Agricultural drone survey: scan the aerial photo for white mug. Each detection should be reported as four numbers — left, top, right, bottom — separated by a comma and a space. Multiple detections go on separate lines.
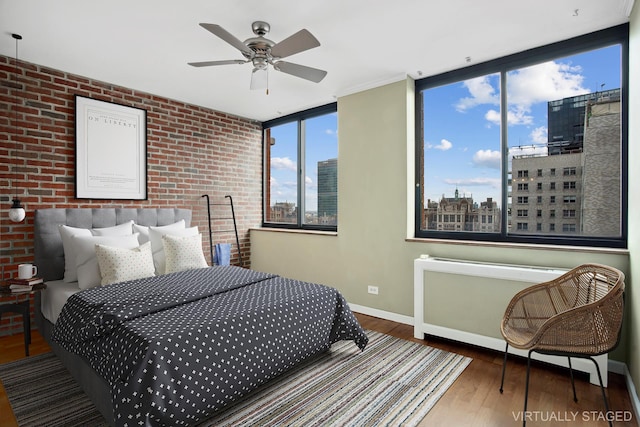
18, 264, 37, 280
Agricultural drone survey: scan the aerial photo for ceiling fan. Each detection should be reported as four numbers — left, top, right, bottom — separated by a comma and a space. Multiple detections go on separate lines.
189, 21, 327, 91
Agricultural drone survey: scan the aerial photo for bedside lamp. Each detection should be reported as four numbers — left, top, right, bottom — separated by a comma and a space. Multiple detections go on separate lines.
8, 33, 25, 223
9, 199, 25, 223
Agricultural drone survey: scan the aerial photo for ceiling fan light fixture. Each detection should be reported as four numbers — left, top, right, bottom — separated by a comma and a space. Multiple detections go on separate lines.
189, 21, 327, 88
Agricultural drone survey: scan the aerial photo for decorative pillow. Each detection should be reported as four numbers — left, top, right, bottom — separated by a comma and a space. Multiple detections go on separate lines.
133, 219, 185, 245
59, 221, 134, 283
148, 226, 198, 275
71, 234, 140, 289
163, 233, 208, 274
95, 242, 155, 286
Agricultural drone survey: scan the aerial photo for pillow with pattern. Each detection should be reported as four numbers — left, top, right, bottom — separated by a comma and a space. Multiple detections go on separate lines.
163, 233, 208, 274
95, 242, 156, 286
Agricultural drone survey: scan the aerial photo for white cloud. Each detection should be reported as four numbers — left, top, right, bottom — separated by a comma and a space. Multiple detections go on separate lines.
271, 157, 297, 171
507, 61, 588, 107
444, 177, 501, 188
530, 126, 548, 144
473, 149, 501, 169
456, 76, 499, 112
427, 138, 453, 151
456, 60, 589, 130
485, 108, 533, 126
325, 129, 338, 136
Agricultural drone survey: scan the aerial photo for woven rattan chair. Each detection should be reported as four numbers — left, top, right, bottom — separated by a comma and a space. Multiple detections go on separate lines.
499, 263, 625, 427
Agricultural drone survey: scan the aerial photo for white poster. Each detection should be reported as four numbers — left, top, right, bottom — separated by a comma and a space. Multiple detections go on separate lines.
75, 96, 147, 199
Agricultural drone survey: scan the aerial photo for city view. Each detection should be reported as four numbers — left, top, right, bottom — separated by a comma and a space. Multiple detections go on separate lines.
420, 44, 622, 237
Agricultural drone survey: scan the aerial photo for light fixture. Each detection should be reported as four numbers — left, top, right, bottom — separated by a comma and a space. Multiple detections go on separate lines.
9, 33, 25, 223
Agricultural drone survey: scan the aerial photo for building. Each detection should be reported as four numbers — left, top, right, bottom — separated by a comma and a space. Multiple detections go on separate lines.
547, 88, 620, 155
317, 158, 338, 225
424, 189, 501, 232
511, 92, 621, 236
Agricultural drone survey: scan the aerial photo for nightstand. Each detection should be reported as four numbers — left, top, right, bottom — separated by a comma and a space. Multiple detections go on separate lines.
0, 283, 46, 356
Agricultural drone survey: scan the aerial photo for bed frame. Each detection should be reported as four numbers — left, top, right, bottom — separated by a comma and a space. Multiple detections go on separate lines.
33, 208, 192, 425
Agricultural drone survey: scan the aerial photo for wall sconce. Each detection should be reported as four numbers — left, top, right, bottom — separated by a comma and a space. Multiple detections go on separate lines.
9, 33, 25, 223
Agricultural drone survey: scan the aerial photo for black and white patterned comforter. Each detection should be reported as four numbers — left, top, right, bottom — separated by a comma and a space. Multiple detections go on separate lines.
52, 266, 368, 427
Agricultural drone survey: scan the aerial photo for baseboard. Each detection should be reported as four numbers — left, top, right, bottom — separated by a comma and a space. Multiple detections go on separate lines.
621, 363, 640, 423
348, 304, 413, 326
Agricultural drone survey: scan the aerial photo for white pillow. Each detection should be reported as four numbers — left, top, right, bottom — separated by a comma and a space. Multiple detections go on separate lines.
72, 234, 140, 289
95, 242, 155, 286
163, 233, 208, 274
59, 221, 133, 282
148, 226, 198, 274
91, 220, 134, 236
133, 219, 185, 244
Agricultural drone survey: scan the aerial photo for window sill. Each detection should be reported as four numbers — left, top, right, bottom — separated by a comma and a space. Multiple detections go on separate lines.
405, 237, 629, 256
251, 227, 337, 237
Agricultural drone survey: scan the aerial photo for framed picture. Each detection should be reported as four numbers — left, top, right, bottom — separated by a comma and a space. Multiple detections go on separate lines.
75, 95, 147, 200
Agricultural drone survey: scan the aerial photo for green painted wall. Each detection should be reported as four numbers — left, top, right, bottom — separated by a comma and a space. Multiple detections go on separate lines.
252, 14, 638, 398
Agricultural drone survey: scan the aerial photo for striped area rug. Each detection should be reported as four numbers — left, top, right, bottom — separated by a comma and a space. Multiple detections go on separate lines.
202, 330, 471, 426
0, 331, 470, 427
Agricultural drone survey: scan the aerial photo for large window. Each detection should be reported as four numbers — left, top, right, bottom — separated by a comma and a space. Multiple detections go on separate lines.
416, 25, 628, 248
263, 103, 338, 230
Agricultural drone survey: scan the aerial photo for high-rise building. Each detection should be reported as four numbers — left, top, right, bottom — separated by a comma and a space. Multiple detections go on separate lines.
317, 158, 338, 223
547, 88, 620, 155
511, 91, 621, 236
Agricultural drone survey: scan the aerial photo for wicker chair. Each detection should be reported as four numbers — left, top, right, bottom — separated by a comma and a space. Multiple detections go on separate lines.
499, 263, 625, 427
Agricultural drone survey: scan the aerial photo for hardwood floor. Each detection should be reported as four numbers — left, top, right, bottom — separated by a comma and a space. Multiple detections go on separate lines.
355, 313, 638, 427
0, 316, 637, 426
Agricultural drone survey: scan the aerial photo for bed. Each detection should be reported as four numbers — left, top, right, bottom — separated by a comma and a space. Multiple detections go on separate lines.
33, 208, 368, 427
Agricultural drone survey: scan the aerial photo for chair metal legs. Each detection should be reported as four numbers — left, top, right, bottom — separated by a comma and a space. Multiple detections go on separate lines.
499, 342, 509, 394
500, 347, 613, 427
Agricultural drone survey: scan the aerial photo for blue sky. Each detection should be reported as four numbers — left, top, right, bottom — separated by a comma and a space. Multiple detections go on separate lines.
267, 44, 621, 213
423, 44, 621, 207
268, 112, 338, 212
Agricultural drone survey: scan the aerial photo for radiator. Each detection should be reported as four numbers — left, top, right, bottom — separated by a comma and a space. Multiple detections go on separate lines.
413, 255, 608, 386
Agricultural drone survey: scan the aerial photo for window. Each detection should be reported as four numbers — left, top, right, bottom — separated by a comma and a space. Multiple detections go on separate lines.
517, 196, 528, 204
564, 195, 577, 203
263, 103, 338, 230
537, 196, 543, 203
550, 196, 556, 204
416, 24, 627, 247
563, 209, 577, 218
517, 209, 528, 217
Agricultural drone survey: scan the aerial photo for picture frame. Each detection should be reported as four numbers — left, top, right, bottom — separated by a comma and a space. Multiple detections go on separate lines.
75, 95, 147, 200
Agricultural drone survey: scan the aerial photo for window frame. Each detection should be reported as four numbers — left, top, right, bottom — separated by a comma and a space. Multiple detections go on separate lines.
414, 24, 628, 248
262, 103, 338, 232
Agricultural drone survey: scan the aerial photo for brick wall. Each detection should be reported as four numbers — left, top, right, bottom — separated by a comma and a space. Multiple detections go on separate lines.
0, 55, 263, 336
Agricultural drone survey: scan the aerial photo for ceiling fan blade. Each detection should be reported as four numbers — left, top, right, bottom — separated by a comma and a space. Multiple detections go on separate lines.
188, 59, 247, 67
270, 29, 320, 59
250, 68, 268, 90
199, 23, 252, 56
273, 61, 327, 83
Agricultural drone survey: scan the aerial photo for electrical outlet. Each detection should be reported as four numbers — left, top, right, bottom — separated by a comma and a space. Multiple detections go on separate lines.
367, 285, 379, 295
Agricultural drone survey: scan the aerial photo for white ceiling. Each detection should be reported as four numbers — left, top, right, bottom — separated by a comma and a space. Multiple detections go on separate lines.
0, 0, 634, 122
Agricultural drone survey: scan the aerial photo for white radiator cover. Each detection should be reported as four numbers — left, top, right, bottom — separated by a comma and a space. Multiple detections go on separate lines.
413, 255, 608, 386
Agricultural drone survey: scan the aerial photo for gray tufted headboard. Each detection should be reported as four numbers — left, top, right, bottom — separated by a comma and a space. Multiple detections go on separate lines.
34, 208, 192, 281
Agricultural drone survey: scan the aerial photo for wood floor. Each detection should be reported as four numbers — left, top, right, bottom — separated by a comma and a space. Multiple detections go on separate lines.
0, 314, 637, 426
